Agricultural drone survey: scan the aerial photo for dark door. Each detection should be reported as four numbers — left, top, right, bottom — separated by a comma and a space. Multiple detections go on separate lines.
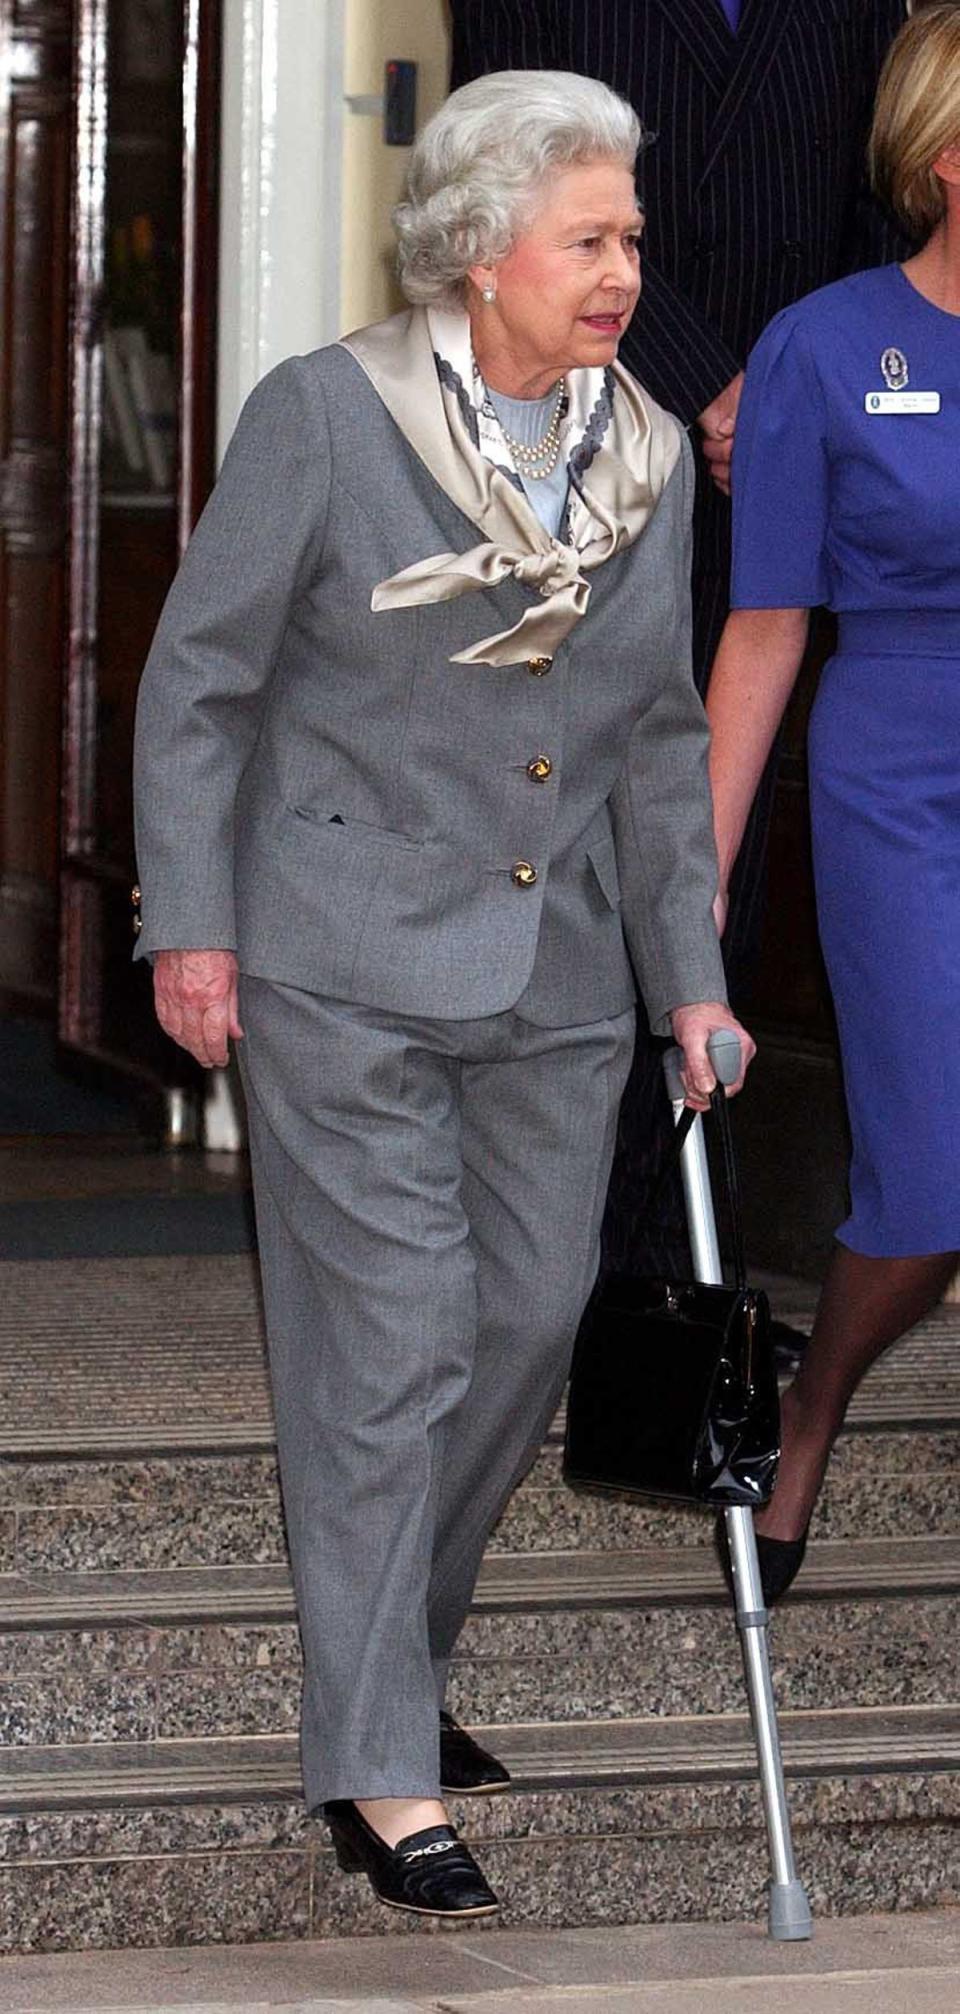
0, 1, 73, 1008
59, 0, 219, 1083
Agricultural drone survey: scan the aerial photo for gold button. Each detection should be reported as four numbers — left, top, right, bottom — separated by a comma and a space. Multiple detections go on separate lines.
511, 859, 538, 888
527, 655, 552, 676
526, 755, 552, 782
131, 884, 141, 905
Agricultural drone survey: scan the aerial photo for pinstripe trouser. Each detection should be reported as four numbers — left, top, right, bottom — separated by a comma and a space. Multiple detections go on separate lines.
238, 975, 634, 1810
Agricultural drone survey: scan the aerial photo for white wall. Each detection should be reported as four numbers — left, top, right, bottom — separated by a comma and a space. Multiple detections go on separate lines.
341, 0, 450, 333
217, 0, 451, 457
217, 0, 346, 456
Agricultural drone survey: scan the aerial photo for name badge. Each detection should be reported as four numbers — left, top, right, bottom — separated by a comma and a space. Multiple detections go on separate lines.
865, 391, 941, 414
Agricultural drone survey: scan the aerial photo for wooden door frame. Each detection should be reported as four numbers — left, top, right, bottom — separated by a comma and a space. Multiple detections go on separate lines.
59, 0, 221, 1069
0, 0, 74, 1010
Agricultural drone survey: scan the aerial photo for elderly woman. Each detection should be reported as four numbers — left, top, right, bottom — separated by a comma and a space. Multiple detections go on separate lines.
707, 4, 960, 1607
134, 71, 751, 1919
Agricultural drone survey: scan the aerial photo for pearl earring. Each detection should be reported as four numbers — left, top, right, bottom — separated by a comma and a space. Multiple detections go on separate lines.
482, 285, 496, 304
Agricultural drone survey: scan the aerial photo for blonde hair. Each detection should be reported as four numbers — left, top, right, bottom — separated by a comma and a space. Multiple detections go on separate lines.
870, 4, 960, 239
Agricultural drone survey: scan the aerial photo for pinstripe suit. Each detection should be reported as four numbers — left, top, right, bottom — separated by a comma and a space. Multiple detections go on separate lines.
452, 0, 907, 1272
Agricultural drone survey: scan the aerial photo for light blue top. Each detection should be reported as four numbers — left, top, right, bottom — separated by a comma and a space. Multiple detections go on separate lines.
487, 384, 569, 538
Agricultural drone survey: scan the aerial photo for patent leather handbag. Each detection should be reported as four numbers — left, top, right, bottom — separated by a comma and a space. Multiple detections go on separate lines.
564, 1088, 780, 1510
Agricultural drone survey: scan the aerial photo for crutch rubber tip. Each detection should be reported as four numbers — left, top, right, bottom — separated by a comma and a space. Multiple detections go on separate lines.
768, 1878, 813, 1941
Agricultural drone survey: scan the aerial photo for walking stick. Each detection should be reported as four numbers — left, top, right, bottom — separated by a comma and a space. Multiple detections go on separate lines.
663, 1028, 813, 1942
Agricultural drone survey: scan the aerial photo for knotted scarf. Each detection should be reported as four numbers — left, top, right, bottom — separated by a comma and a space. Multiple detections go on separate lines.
339, 305, 680, 668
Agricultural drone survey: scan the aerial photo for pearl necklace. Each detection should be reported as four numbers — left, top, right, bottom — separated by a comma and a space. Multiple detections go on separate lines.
481, 376, 567, 480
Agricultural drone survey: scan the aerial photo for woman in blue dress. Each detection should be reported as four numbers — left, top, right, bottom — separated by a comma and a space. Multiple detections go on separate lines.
707, 4, 960, 1603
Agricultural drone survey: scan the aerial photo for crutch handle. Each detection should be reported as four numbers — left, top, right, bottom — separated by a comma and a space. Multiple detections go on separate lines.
707, 1026, 743, 1085
662, 1026, 742, 1102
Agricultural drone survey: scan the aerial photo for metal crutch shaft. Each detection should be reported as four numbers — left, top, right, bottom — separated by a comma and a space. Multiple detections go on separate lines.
664, 1030, 812, 1941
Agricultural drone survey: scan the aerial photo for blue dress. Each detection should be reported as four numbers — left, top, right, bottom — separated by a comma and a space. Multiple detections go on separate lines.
732, 265, 960, 1258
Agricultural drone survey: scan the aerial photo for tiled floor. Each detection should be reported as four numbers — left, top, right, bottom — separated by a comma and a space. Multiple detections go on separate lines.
1, 1912, 960, 2011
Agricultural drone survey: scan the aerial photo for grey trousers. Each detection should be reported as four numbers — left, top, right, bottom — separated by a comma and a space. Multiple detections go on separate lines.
238, 975, 634, 1811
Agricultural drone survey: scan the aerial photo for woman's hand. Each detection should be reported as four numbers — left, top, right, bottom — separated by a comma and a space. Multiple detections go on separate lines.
670, 1000, 756, 1110
154, 949, 243, 1069
697, 371, 744, 497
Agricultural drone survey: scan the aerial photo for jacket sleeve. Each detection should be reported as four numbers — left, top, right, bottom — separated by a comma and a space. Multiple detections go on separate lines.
132, 356, 332, 958
618, 265, 743, 426
611, 430, 727, 1033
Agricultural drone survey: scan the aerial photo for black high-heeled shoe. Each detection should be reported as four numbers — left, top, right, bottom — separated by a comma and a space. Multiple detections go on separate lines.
714, 1514, 810, 1607
754, 1528, 809, 1605
322, 1799, 500, 1918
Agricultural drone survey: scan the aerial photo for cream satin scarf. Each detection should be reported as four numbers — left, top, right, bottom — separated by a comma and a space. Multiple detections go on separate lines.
339, 304, 681, 668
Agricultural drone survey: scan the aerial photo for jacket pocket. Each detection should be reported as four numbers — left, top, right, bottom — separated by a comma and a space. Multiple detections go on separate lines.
289, 806, 422, 852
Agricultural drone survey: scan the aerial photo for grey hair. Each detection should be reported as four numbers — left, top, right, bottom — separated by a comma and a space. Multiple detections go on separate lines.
394, 70, 644, 308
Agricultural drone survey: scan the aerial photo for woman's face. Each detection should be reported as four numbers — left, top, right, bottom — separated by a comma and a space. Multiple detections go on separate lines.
469, 159, 643, 396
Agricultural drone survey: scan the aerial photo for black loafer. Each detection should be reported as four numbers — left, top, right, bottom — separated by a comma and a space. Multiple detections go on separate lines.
323, 1800, 499, 1918
440, 1709, 512, 1795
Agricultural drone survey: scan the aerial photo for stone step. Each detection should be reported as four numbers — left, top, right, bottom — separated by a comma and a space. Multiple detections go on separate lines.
3, 1256, 960, 1459
4, 1545, 960, 1748
451, 1589, 960, 1729
3, 1598, 958, 1748
4, 1256, 959, 1953
2, 1711, 958, 1949
4, 1533, 960, 1631
4, 1425, 958, 1576
6, 1705, 960, 1808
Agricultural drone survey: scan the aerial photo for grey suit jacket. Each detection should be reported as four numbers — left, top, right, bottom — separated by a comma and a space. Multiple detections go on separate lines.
133, 342, 726, 1032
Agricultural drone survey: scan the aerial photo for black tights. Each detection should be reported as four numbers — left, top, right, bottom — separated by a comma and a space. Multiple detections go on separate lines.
756, 1245, 958, 1542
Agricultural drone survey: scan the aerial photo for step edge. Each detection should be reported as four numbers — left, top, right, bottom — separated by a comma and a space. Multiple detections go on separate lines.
4, 1708, 960, 1813
4, 1539, 960, 1630
5, 1399, 960, 1461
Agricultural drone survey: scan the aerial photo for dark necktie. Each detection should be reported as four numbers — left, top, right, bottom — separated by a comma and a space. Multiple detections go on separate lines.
717, 0, 742, 29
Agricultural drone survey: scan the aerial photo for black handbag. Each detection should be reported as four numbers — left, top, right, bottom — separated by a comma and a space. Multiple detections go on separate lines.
564, 1086, 780, 1510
